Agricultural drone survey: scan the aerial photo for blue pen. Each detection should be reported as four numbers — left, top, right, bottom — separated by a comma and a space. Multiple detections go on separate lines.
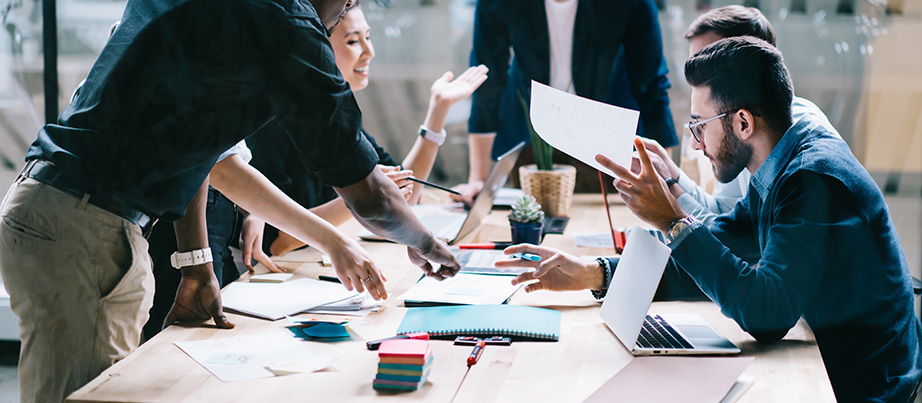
511, 253, 542, 262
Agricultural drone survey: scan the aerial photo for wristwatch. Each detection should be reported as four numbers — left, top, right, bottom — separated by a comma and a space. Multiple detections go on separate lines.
664, 177, 679, 188
170, 247, 213, 269
667, 215, 697, 243
418, 125, 446, 146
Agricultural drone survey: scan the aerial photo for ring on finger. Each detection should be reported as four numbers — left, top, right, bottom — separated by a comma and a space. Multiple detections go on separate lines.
361, 276, 374, 284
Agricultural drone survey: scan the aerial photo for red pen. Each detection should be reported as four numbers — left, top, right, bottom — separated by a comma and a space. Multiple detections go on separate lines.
467, 340, 486, 367
366, 332, 429, 350
458, 243, 513, 250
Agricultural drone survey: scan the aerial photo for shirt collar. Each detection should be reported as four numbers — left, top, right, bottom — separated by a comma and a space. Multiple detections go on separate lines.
749, 118, 810, 200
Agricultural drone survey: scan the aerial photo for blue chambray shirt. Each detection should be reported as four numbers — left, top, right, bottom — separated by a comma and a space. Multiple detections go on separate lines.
670, 116, 922, 402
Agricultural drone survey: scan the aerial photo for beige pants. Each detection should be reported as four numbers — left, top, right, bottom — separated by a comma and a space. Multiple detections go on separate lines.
0, 178, 154, 402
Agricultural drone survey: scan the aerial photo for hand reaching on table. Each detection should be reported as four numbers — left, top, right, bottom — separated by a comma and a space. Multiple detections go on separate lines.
239, 214, 285, 273
164, 266, 235, 330
502, 244, 605, 293
325, 235, 389, 300
406, 237, 461, 281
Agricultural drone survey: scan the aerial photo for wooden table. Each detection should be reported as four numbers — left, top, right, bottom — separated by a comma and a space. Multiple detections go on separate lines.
68, 194, 835, 402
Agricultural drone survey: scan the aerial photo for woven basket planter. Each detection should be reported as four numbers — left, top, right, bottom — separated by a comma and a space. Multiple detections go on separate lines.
518, 164, 577, 218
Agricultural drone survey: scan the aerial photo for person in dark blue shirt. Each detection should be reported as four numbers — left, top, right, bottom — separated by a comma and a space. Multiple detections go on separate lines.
453, 0, 679, 202
0, 0, 460, 400
500, 36, 921, 402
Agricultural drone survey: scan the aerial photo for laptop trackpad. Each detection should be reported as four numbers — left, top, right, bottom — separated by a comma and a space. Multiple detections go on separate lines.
681, 324, 721, 339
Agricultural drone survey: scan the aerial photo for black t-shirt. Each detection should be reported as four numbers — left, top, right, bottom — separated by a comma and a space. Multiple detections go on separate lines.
248, 119, 396, 211
26, 0, 378, 220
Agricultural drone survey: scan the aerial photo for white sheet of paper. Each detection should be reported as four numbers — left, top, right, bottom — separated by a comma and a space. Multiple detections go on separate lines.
175, 332, 337, 382
221, 278, 358, 320
529, 81, 639, 178
573, 231, 615, 248
399, 273, 522, 305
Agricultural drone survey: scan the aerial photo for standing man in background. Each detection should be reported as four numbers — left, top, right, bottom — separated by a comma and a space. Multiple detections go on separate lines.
454, 0, 678, 202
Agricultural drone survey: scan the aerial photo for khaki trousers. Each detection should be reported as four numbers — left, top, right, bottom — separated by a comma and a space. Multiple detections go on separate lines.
0, 178, 154, 402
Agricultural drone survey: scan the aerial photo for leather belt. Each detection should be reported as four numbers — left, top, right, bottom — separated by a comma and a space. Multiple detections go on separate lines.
19, 160, 159, 237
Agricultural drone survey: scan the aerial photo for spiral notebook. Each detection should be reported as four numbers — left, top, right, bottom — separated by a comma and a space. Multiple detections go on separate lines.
396, 305, 560, 341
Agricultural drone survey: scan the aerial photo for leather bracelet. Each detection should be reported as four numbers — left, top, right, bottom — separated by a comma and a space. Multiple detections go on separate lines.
591, 257, 612, 300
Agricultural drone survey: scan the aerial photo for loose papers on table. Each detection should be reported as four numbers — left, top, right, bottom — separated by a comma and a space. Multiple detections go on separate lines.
221, 278, 360, 320
175, 332, 337, 382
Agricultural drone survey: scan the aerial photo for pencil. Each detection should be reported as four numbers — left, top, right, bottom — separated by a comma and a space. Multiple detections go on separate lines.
406, 176, 462, 196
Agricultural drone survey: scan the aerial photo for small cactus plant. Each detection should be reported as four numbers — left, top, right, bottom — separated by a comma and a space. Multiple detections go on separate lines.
509, 195, 545, 224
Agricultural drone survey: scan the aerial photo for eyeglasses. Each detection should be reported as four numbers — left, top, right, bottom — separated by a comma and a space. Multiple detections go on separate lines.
686, 113, 727, 143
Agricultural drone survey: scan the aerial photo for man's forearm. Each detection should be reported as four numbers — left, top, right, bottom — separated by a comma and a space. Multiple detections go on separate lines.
173, 180, 211, 256
210, 155, 352, 255
335, 168, 436, 251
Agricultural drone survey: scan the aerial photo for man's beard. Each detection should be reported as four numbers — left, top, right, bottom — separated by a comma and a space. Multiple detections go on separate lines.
707, 121, 752, 183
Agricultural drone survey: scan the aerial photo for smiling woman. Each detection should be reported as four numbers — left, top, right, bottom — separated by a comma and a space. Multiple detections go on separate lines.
244, 4, 488, 258
329, 6, 374, 90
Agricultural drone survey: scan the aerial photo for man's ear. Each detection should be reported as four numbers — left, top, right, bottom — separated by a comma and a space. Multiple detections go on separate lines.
735, 109, 756, 141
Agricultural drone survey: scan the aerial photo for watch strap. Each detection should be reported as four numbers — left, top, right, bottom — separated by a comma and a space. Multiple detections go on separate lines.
664, 177, 679, 188
170, 247, 213, 269
666, 215, 697, 245
418, 125, 446, 146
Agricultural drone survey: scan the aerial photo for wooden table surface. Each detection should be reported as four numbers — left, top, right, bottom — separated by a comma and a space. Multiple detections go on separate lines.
68, 194, 835, 402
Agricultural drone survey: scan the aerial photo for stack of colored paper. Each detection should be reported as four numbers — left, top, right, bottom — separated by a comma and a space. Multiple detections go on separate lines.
373, 339, 432, 391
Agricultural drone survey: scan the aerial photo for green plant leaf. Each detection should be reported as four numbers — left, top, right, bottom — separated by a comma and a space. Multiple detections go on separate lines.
518, 91, 553, 171
509, 195, 545, 223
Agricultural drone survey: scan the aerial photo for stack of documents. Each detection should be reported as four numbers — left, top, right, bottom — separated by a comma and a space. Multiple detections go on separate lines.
303, 293, 381, 316
373, 339, 433, 391
221, 278, 359, 320
399, 273, 522, 306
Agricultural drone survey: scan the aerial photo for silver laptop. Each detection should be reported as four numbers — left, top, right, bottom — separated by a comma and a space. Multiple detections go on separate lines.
359, 142, 525, 245
600, 225, 740, 355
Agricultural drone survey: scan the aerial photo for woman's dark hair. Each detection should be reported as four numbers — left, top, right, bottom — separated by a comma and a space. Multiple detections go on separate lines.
685, 36, 793, 136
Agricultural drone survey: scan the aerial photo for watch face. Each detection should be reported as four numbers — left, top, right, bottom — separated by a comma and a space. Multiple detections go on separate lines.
669, 221, 688, 239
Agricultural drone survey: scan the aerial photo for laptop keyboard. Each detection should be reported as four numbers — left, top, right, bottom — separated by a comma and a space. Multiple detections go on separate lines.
636, 314, 694, 350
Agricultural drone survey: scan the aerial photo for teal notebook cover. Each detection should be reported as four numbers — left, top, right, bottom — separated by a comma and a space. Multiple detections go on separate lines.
396, 305, 560, 341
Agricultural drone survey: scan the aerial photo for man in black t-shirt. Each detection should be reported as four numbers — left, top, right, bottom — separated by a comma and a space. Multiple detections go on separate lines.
0, 1, 459, 400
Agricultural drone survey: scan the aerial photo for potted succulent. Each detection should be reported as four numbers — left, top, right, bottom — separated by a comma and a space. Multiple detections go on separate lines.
517, 92, 576, 217
508, 195, 545, 245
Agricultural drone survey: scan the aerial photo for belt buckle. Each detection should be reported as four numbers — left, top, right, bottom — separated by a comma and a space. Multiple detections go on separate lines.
140, 217, 159, 239
16, 160, 38, 184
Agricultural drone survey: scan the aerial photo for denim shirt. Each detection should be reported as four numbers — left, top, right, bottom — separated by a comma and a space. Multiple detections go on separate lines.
670, 117, 922, 402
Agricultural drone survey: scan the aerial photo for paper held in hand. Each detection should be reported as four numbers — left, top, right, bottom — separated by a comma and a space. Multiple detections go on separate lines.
528, 81, 639, 179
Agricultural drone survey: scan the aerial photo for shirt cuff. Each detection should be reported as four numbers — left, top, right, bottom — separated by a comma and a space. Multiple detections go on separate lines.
667, 219, 704, 250
677, 171, 698, 194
